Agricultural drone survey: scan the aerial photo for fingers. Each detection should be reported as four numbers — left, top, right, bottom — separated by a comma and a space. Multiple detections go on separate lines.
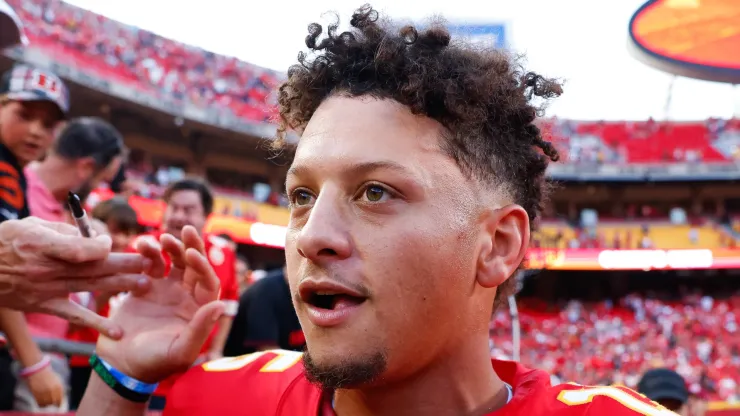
161, 234, 186, 281
44, 274, 151, 297
62, 253, 152, 279
21, 230, 114, 264
32, 383, 54, 407
51, 376, 64, 407
25, 217, 79, 236
182, 226, 206, 255
38, 298, 123, 339
170, 300, 225, 363
181, 226, 209, 296
89, 219, 109, 237
185, 248, 220, 305
33, 369, 64, 407
135, 238, 166, 278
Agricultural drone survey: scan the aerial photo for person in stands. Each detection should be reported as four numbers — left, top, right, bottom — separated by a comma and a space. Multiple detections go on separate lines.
0, 65, 150, 328
637, 368, 689, 415
2, 115, 125, 413
26, 117, 126, 222
0, 65, 143, 412
0, 63, 70, 412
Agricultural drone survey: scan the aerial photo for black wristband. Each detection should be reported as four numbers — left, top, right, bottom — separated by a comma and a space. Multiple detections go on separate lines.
89, 354, 153, 403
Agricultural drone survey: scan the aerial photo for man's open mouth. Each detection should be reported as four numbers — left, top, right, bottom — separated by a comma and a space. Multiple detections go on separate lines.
305, 291, 366, 310
299, 280, 368, 311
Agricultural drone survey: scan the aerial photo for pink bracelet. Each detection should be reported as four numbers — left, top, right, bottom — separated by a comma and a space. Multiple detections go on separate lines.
19, 355, 51, 378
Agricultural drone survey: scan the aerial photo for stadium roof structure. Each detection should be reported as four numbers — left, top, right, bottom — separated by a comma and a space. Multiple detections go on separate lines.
627, 0, 740, 84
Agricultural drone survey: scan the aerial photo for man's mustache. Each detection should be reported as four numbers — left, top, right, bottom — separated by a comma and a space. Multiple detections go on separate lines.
293, 266, 371, 299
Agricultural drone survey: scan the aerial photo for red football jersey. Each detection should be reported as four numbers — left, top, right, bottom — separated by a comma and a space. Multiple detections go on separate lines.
129, 231, 240, 396
165, 350, 677, 416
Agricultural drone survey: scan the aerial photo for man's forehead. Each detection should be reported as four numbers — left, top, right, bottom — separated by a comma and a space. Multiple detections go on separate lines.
169, 190, 200, 204
290, 96, 448, 177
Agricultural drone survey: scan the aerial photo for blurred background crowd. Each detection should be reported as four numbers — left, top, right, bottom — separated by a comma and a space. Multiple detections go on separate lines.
0, 0, 739, 415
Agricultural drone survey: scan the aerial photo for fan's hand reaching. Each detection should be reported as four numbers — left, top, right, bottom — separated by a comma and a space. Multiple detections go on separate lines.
95, 226, 226, 383
0, 216, 151, 338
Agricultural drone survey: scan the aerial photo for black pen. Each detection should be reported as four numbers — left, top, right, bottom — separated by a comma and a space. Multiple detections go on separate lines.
67, 191, 93, 238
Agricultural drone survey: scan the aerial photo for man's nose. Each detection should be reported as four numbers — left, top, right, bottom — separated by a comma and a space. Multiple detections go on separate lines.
170, 210, 188, 221
295, 192, 352, 264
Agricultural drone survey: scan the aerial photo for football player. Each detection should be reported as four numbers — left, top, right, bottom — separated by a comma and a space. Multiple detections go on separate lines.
78, 5, 678, 416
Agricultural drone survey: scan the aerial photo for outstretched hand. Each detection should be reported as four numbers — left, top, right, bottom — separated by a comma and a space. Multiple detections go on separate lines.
95, 226, 226, 383
0, 217, 152, 338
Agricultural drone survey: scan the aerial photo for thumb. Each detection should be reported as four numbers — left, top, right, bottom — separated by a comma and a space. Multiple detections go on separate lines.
38, 298, 123, 340
170, 301, 225, 362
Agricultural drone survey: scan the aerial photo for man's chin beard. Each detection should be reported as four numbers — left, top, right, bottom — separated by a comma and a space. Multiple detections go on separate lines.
302, 349, 387, 391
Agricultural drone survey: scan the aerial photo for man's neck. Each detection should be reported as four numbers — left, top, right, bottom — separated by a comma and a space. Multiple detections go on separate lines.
333, 337, 506, 416
33, 158, 75, 202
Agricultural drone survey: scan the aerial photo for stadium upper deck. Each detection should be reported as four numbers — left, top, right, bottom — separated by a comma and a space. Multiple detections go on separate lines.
5, 0, 740, 166
6, 0, 281, 123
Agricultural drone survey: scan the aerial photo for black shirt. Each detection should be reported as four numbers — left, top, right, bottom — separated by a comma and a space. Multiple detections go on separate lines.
224, 269, 305, 357
0, 142, 29, 222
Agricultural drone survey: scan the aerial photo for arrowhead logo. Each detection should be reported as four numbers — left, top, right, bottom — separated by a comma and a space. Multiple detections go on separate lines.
628, 0, 740, 83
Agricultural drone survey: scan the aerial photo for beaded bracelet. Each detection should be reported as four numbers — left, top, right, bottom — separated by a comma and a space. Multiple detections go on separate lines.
19, 355, 51, 378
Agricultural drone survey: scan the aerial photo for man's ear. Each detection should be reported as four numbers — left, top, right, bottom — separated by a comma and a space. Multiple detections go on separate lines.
476, 204, 530, 289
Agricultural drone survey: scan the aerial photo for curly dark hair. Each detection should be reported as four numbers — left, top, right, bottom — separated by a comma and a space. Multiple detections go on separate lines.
276, 4, 561, 308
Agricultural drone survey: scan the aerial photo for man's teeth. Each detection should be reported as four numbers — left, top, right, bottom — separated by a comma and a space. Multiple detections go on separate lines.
316, 291, 338, 296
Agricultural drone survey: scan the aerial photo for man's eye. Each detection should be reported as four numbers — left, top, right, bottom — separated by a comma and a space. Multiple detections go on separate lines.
291, 189, 315, 206
362, 185, 389, 203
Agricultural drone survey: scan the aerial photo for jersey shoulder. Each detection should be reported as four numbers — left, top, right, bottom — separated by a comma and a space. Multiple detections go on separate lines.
204, 234, 235, 268
544, 383, 677, 416
205, 234, 230, 248
165, 350, 321, 416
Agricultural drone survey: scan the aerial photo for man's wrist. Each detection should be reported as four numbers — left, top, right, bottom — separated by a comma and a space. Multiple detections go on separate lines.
90, 354, 158, 402
78, 371, 148, 416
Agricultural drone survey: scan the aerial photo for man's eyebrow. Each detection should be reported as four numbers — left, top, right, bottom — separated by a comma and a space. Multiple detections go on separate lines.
286, 160, 413, 180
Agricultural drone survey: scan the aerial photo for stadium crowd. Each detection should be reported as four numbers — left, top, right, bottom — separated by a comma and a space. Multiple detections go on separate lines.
544, 118, 740, 165
6, 0, 281, 123
7, 0, 740, 169
490, 291, 740, 402
2, 1, 740, 415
